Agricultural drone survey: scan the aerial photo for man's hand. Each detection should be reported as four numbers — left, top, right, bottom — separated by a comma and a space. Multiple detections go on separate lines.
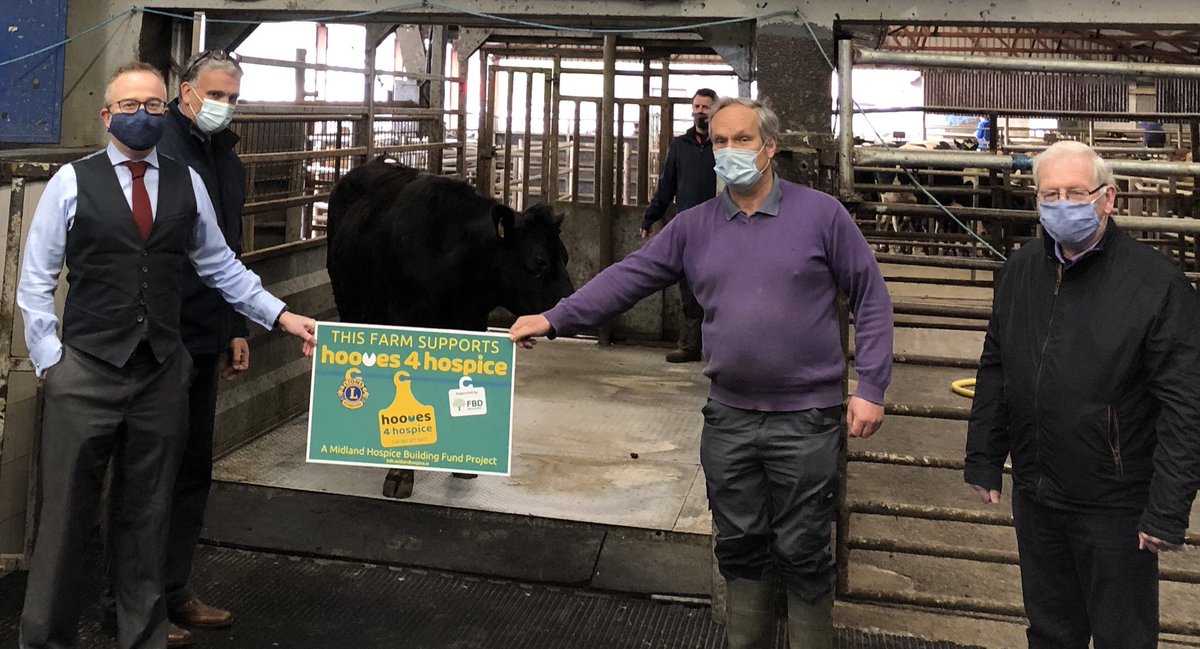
509, 315, 552, 349
220, 337, 250, 381
1139, 532, 1183, 554
846, 395, 884, 438
277, 311, 317, 356
639, 227, 653, 239
970, 484, 1002, 504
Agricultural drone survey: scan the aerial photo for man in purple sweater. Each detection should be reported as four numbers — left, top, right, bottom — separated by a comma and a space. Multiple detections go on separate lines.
510, 97, 893, 648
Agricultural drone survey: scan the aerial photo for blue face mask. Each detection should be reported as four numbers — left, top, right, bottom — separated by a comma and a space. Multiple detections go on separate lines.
714, 145, 766, 190
1038, 196, 1102, 245
108, 109, 166, 151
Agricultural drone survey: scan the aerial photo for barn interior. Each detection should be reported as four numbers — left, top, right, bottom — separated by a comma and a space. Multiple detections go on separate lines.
2, 2, 1200, 647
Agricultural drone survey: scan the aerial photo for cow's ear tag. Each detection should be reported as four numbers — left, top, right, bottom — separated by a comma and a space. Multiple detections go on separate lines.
496, 221, 506, 238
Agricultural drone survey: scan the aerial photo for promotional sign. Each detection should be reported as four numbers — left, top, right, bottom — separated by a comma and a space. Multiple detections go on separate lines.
307, 322, 515, 475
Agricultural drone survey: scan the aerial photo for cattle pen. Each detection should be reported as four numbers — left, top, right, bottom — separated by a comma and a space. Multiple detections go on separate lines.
4, 2, 1200, 647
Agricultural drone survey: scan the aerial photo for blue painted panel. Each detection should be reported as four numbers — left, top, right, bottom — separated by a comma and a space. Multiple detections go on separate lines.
0, 0, 68, 143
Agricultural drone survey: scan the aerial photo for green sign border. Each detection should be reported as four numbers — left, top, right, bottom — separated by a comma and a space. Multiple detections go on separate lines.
306, 321, 515, 475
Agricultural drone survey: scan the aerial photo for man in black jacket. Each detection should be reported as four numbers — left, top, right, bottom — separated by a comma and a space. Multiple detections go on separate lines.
103, 49, 248, 645
965, 140, 1200, 648
640, 88, 717, 362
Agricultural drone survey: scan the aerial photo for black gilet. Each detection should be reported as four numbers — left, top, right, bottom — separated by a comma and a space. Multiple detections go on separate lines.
63, 152, 197, 367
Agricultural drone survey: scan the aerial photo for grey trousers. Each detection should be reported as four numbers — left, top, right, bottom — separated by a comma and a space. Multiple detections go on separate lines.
21, 343, 192, 649
700, 399, 843, 602
102, 351, 221, 616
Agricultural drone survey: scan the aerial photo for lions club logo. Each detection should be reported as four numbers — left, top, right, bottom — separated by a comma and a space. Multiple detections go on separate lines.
337, 368, 369, 409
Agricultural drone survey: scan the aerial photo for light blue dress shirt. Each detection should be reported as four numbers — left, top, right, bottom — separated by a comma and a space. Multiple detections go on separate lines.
17, 143, 286, 376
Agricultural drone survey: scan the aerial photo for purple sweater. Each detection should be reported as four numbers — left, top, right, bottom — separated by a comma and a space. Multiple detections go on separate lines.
546, 177, 893, 412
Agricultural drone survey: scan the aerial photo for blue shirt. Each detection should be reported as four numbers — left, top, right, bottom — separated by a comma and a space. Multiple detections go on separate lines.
17, 143, 286, 376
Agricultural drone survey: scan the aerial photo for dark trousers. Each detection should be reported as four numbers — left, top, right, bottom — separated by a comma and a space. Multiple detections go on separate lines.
1012, 489, 1159, 649
676, 277, 703, 353
21, 344, 191, 649
102, 352, 220, 615
164, 352, 220, 609
700, 399, 843, 602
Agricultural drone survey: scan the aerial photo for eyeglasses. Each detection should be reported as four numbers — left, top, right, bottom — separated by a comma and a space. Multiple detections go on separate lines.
183, 49, 243, 80
1036, 184, 1106, 204
108, 99, 168, 115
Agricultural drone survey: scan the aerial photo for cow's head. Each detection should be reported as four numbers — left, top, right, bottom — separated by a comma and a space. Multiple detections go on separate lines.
490, 202, 574, 316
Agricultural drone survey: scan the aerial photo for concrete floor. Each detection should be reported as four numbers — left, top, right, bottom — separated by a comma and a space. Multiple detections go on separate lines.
214, 266, 1200, 649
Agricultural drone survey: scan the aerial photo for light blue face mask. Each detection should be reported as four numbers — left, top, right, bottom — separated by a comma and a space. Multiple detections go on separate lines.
189, 88, 235, 134
1038, 195, 1102, 245
714, 144, 766, 190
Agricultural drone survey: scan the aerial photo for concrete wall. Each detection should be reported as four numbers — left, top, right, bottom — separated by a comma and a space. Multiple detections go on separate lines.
0, 178, 50, 556
554, 201, 682, 343
211, 239, 337, 456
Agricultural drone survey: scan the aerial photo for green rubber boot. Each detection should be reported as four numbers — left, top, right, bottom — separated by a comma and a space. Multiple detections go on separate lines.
785, 590, 833, 649
724, 578, 776, 649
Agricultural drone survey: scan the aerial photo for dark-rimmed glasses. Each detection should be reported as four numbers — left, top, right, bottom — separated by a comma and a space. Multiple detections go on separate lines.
107, 99, 168, 115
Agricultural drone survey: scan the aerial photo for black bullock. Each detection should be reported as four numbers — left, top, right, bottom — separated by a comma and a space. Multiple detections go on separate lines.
327, 156, 574, 331
326, 156, 574, 497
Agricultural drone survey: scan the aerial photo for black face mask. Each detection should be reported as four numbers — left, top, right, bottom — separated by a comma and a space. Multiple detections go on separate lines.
695, 116, 709, 131
108, 109, 166, 151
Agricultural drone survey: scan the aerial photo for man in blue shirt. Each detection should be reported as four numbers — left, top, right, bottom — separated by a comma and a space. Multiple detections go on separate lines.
16, 62, 316, 649
974, 115, 991, 149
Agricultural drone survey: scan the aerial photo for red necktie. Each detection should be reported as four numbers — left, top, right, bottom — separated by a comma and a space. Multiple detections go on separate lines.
123, 160, 153, 240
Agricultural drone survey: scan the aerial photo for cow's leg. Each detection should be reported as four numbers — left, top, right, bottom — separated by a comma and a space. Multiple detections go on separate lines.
382, 468, 415, 499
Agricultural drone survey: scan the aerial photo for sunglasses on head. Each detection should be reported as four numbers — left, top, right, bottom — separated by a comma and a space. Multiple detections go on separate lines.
183, 49, 243, 79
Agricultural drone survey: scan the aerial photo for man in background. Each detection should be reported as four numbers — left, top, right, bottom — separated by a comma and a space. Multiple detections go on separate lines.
640, 88, 717, 363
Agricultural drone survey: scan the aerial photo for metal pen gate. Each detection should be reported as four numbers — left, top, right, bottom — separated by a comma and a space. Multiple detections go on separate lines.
835, 40, 1200, 638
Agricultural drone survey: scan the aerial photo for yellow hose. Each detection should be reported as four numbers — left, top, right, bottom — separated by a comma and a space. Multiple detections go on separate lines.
951, 378, 976, 398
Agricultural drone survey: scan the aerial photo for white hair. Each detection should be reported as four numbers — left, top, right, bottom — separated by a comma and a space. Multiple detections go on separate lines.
1032, 141, 1115, 188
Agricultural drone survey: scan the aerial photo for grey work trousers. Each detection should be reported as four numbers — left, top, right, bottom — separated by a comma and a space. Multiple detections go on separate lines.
700, 399, 843, 602
21, 343, 192, 649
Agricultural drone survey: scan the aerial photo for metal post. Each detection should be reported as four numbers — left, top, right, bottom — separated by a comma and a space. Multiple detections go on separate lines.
428, 26, 447, 175
521, 71, 534, 210
856, 148, 1200, 177
0, 176, 25, 473
548, 57, 561, 203
598, 34, 617, 347
540, 68, 554, 201
637, 58, 651, 206
293, 48, 306, 103
856, 48, 1200, 79
363, 34, 377, 164
837, 40, 854, 200
456, 51, 469, 178
502, 71, 515, 205
834, 296, 851, 596
476, 55, 496, 197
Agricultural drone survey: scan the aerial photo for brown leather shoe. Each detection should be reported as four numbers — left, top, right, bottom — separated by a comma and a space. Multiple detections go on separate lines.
167, 623, 195, 647
171, 598, 234, 629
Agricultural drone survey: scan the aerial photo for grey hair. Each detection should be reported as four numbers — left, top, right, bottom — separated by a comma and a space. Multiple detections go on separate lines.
181, 51, 243, 86
1032, 140, 1116, 188
709, 96, 781, 145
